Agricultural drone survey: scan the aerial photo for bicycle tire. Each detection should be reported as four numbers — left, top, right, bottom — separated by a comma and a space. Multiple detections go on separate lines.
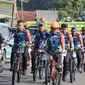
52, 69, 58, 85
84, 64, 85, 72
17, 71, 21, 83
45, 61, 51, 85
83, 55, 85, 72
73, 59, 76, 81
58, 73, 62, 85
38, 56, 43, 79
12, 70, 16, 85
33, 57, 37, 81
17, 53, 23, 83
12, 57, 18, 85
70, 59, 74, 83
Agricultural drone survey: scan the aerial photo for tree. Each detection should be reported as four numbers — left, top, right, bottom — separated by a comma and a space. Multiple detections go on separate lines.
58, 0, 85, 20
41, 0, 59, 10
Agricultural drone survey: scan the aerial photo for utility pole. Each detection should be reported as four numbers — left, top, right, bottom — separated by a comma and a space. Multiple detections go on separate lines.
21, 0, 23, 20
20, 0, 30, 20
11, 3, 14, 28
11, 0, 17, 28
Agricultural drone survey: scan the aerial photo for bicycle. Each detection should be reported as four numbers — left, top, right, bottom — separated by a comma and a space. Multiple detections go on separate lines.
33, 41, 47, 81
10, 46, 24, 85
69, 51, 76, 83
81, 48, 85, 72
45, 50, 65, 85
33, 48, 46, 81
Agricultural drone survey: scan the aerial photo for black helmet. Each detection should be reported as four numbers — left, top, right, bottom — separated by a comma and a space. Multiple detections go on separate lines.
81, 27, 85, 31
61, 24, 68, 29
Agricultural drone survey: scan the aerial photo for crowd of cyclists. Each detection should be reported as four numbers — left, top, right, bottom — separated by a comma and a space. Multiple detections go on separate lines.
0, 17, 85, 85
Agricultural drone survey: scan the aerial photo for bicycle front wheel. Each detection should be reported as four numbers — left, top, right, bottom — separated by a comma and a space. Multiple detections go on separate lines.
45, 60, 51, 85
12, 57, 18, 85
53, 69, 62, 85
33, 57, 37, 81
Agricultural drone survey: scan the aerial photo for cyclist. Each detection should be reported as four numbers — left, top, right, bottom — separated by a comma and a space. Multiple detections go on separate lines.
81, 27, 85, 46
81, 27, 85, 70
71, 26, 83, 73
44, 22, 66, 83
10, 20, 32, 75
31, 22, 50, 73
61, 24, 74, 81
47, 22, 65, 71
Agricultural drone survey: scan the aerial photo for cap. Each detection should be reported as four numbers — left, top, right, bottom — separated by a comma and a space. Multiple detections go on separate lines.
71, 26, 77, 31
38, 22, 44, 26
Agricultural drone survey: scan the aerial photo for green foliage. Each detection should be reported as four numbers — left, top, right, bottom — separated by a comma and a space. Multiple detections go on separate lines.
58, 0, 85, 19
40, 0, 59, 10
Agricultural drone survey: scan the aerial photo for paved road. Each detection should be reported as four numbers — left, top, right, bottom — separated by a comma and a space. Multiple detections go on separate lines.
0, 63, 85, 85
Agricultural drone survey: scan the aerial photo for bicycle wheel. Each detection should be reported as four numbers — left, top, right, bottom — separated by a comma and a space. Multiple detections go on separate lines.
38, 56, 43, 79
52, 68, 58, 85
45, 60, 51, 85
53, 69, 62, 85
17, 54, 23, 83
12, 57, 18, 85
17, 71, 21, 83
83, 55, 85, 72
84, 65, 85, 72
12, 71, 16, 85
33, 56, 37, 81
72, 59, 76, 81
70, 59, 74, 83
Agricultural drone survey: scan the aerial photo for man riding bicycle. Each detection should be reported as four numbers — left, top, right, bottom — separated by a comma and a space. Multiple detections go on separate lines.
47, 22, 65, 71
10, 20, 32, 75
31, 22, 50, 73
71, 26, 83, 73
81, 27, 85, 46
61, 24, 74, 81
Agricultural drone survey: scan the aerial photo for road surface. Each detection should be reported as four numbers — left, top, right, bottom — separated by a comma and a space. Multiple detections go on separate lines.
0, 63, 85, 85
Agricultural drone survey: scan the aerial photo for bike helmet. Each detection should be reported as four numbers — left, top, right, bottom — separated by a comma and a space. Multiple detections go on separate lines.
50, 22, 60, 29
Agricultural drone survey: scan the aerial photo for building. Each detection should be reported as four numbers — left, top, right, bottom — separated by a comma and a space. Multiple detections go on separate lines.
18, 11, 36, 21
0, 0, 17, 27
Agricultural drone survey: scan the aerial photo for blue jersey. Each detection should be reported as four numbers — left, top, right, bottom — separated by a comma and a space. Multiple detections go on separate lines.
34, 31, 50, 48
64, 33, 70, 47
14, 29, 28, 46
73, 34, 80, 48
82, 34, 85, 46
47, 33, 61, 54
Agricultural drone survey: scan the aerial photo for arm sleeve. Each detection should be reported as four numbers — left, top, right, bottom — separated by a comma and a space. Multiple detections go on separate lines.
26, 30, 32, 43
68, 33, 74, 48
78, 34, 83, 46
60, 34, 65, 50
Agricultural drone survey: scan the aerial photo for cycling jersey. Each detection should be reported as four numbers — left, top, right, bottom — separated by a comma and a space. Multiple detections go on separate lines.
72, 33, 83, 50
64, 33, 74, 50
14, 29, 31, 46
81, 34, 85, 46
34, 31, 50, 48
47, 33, 65, 54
